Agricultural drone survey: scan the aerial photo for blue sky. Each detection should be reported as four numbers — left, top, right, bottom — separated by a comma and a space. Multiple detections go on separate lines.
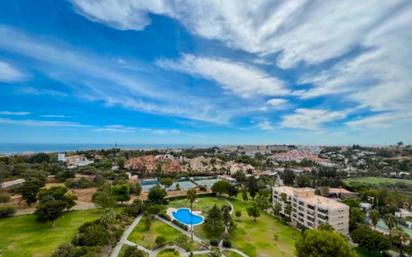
0, 0, 411, 145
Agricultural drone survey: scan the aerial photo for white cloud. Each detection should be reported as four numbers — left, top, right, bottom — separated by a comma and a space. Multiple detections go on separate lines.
0, 118, 90, 128
71, 0, 406, 68
0, 60, 26, 82
0, 111, 30, 116
157, 54, 288, 98
0, 26, 235, 125
347, 111, 412, 129
0, 118, 182, 135
281, 108, 347, 130
94, 124, 181, 135
256, 120, 276, 131
266, 98, 287, 107
71, 0, 171, 30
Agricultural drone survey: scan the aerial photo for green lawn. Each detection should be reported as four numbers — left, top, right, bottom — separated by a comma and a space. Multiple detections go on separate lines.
168, 196, 229, 213
223, 250, 244, 257
344, 177, 412, 186
0, 209, 102, 257
156, 248, 181, 257
128, 217, 184, 250
228, 196, 300, 257
128, 217, 181, 249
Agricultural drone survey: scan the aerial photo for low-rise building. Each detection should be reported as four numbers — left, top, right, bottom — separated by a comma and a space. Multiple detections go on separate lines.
273, 186, 349, 234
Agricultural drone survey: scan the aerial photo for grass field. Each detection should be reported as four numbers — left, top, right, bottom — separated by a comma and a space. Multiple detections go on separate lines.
128, 217, 184, 249
223, 250, 244, 257
168, 196, 229, 213
344, 177, 412, 186
228, 196, 300, 257
0, 209, 102, 257
156, 249, 181, 257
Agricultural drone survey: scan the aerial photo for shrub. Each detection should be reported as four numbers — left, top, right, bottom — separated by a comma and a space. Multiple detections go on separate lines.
0, 206, 16, 218
222, 240, 231, 248
124, 199, 144, 217
175, 235, 191, 251
210, 239, 219, 246
64, 178, 94, 189
158, 213, 171, 221
155, 236, 167, 246
123, 245, 148, 257
51, 243, 86, 257
172, 219, 189, 230
0, 193, 11, 203
235, 210, 241, 218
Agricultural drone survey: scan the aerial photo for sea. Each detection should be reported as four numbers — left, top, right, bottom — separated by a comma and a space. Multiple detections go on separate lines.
0, 143, 209, 155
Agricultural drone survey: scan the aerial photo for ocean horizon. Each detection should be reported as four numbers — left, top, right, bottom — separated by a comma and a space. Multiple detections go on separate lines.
0, 143, 212, 155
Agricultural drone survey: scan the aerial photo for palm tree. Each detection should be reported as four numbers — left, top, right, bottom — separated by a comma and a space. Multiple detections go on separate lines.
384, 213, 396, 231
369, 210, 380, 229
187, 188, 197, 241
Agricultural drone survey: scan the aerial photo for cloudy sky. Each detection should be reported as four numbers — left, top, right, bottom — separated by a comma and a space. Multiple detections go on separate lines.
0, 0, 411, 145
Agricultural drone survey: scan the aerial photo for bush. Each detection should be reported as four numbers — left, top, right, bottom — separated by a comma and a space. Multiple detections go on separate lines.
0, 193, 11, 203
0, 206, 16, 218
222, 240, 231, 248
124, 199, 144, 217
51, 243, 86, 257
64, 178, 94, 189
155, 236, 167, 246
235, 210, 241, 218
172, 219, 189, 230
158, 213, 172, 221
123, 245, 148, 257
175, 235, 191, 251
210, 239, 219, 246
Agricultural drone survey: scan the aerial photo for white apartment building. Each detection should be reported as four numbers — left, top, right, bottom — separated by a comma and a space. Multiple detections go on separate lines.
273, 186, 349, 234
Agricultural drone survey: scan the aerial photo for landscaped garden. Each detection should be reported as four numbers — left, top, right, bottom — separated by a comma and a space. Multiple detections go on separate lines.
0, 209, 102, 257
167, 195, 300, 257
128, 217, 184, 249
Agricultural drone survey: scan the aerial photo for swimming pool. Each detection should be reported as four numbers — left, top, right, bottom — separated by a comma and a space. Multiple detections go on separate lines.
172, 208, 204, 226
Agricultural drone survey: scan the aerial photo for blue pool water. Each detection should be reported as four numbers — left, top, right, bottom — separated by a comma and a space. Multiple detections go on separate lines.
172, 208, 204, 226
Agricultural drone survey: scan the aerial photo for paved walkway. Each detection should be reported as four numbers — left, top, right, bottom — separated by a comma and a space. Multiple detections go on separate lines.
110, 197, 250, 257
155, 215, 205, 244
110, 214, 150, 257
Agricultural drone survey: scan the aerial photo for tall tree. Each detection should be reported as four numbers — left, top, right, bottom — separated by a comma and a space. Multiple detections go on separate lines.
389, 228, 410, 257
246, 176, 258, 199
147, 185, 167, 205
205, 205, 224, 237
112, 184, 130, 204
222, 205, 234, 232
20, 177, 42, 206
384, 214, 396, 231
295, 227, 356, 257
35, 186, 77, 222
369, 210, 380, 229
351, 224, 390, 254
247, 203, 260, 221
211, 180, 230, 196
281, 170, 295, 186
186, 188, 197, 241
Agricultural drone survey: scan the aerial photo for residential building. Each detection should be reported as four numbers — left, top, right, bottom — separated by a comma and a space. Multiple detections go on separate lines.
273, 186, 349, 234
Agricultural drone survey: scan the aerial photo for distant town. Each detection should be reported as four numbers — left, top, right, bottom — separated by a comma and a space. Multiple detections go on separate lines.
1, 143, 412, 257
